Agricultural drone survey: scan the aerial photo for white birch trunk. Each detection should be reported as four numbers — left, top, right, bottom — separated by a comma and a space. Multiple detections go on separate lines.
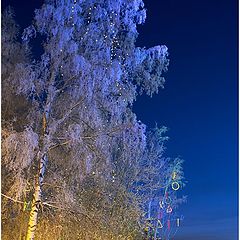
26, 153, 48, 240
26, 74, 55, 239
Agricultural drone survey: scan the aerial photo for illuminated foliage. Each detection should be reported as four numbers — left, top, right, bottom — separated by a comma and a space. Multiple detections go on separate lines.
1, 1, 184, 239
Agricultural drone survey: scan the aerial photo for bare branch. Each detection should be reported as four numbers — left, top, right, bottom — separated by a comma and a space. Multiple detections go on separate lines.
1, 193, 24, 204
55, 74, 78, 93
53, 97, 85, 129
48, 140, 71, 151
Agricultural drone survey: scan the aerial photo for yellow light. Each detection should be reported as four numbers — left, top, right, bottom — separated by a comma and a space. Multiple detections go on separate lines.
172, 171, 177, 179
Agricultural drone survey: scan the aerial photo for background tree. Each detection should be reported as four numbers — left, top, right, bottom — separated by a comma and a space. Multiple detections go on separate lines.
1, 7, 31, 130
128, 126, 186, 239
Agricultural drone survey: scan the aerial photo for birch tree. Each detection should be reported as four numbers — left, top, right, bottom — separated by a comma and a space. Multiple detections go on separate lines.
1, 0, 176, 239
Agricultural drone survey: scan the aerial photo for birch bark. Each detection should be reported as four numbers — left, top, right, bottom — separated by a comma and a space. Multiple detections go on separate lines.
26, 153, 47, 240
26, 74, 55, 240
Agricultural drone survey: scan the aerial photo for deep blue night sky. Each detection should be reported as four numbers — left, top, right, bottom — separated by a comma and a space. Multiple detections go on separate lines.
2, 0, 238, 239
134, 0, 238, 239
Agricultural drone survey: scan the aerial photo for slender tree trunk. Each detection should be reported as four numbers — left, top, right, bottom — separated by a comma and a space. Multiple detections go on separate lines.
25, 73, 55, 240
26, 153, 48, 240
26, 113, 48, 240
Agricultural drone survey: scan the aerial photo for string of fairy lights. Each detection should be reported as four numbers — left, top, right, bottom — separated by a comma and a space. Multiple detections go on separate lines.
69, 1, 128, 103
59, 0, 129, 186
59, 0, 134, 104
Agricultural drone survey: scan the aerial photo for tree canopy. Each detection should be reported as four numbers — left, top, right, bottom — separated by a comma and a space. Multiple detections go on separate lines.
1, 1, 185, 239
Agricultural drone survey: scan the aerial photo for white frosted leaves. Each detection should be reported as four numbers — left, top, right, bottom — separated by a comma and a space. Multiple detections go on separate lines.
135, 8, 146, 24
85, 155, 92, 174
67, 41, 78, 54
93, 5, 108, 21
131, 45, 169, 96
22, 25, 36, 43
2, 127, 38, 171
34, 5, 54, 34
110, 60, 123, 82
60, 182, 75, 207
147, 45, 168, 63
132, 0, 144, 11
41, 53, 50, 68
72, 54, 89, 74
13, 63, 36, 95
61, 27, 74, 42
134, 0, 146, 24
51, 26, 58, 36
67, 124, 82, 144
133, 47, 146, 65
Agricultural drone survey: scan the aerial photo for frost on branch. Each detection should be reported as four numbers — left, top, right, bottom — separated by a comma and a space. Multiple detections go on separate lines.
132, 45, 169, 96
2, 127, 38, 199
2, 127, 38, 171
1, 0, 185, 239
22, 25, 36, 43
67, 123, 83, 144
